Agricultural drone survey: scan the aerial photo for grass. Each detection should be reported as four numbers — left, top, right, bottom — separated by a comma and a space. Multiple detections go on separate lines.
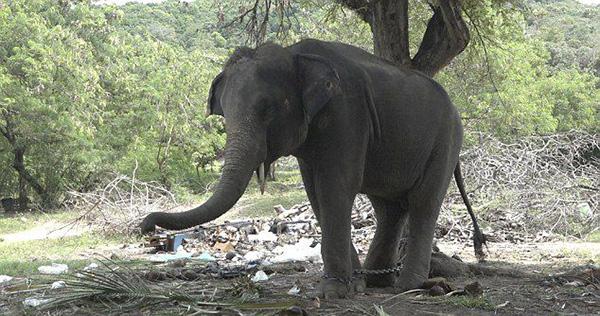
0, 232, 134, 276
0, 210, 135, 276
0, 210, 77, 235
0, 169, 306, 277
447, 296, 496, 311
198, 169, 308, 221
586, 230, 600, 242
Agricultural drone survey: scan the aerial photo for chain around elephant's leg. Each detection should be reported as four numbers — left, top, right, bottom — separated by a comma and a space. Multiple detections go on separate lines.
363, 195, 408, 287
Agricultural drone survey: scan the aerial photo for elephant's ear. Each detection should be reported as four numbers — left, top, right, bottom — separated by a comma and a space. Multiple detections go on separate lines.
206, 72, 225, 116
295, 54, 340, 122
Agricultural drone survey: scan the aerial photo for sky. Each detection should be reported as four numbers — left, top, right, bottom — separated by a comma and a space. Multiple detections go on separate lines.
94, 0, 600, 5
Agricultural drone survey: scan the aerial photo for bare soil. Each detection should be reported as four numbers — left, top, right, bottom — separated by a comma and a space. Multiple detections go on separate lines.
0, 221, 87, 243
87, 240, 600, 315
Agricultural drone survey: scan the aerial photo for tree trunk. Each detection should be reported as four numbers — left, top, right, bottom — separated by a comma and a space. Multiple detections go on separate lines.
370, 0, 411, 66
411, 0, 470, 76
340, 0, 470, 77
12, 146, 51, 209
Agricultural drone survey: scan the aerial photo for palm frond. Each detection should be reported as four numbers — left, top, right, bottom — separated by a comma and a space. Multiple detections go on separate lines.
38, 259, 225, 312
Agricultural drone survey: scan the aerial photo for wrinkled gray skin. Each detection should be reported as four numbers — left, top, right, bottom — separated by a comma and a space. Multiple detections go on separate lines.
141, 39, 465, 298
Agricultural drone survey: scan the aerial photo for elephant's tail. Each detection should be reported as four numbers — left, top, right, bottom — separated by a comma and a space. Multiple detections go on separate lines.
454, 161, 487, 261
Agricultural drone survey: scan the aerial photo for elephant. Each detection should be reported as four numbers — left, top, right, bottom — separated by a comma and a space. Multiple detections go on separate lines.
140, 39, 485, 298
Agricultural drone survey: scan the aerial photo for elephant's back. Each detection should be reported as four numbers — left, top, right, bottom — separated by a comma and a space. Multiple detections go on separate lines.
289, 39, 414, 77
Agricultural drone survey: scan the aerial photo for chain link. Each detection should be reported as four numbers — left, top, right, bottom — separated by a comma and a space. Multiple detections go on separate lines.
353, 265, 403, 275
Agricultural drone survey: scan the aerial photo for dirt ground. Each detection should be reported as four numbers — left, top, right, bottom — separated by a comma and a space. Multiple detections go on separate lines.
1, 221, 599, 315
1, 239, 599, 315
75, 240, 599, 315
228, 241, 600, 315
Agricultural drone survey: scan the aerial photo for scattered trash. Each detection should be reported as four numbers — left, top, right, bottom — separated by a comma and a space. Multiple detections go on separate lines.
196, 252, 216, 261
51, 281, 66, 289
251, 270, 269, 282
287, 285, 301, 295
577, 203, 592, 217
147, 252, 192, 263
244, 251, 264, 262
38, 263, 69, 275
213, 241, 234, 252
83, 263, 98, 271
495, 301, 510, 309
23, 297, 50, 307
272, 238, 321, 263
0, 275, 13, 283
147, 233, 189, 252
248, 230, 278, 242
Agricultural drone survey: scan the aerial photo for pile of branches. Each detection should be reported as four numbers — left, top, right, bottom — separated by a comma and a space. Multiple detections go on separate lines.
440, 131, 599, 241
65, 131, 598, 242
65, 174, 177, 235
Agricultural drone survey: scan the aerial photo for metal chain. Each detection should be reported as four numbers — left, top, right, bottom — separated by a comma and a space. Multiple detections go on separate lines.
353, 265, 403, 275
321, 265, 402, 283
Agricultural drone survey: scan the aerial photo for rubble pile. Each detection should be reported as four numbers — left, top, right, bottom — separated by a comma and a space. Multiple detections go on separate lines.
145, 195, 488, 267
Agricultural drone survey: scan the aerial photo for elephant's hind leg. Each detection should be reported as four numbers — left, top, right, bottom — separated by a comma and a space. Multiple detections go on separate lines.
363, 195, 408, 288
396, 157, 456, 291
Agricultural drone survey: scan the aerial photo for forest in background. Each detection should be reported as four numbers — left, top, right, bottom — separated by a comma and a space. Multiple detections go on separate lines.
0, 0, 598, 210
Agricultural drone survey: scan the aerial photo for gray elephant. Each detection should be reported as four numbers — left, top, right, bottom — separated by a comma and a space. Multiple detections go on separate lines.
141, 39, 484, 298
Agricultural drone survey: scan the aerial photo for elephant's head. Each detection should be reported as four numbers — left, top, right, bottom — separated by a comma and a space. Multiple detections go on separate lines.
140, 42, 340, 233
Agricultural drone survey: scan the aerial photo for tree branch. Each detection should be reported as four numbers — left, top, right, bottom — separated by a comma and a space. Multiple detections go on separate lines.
412, 0, 470, 77
334, 0, 371, 23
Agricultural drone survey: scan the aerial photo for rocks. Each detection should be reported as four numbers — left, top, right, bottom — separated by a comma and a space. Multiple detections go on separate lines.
464, 281, 483, 296
225, 251, 237, 260
0, 275, 13, 283
38, 263, 69, 275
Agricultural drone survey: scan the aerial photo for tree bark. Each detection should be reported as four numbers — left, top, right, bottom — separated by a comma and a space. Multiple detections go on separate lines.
411, 0, 470, 76
12, 146, 50, 209
1, 116, 51, 209
338, 0, 470, 77
370, 0, 411, 66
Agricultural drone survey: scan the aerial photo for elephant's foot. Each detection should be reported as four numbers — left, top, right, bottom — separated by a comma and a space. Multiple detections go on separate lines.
366, 273, 397, 288
393, 270, 427, 292
318, 276, 365, 298
353, 276, 366, 293
319, 277, 353, 299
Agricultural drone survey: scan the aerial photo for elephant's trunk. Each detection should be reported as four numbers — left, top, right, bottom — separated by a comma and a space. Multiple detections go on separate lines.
140, 127, 265, 233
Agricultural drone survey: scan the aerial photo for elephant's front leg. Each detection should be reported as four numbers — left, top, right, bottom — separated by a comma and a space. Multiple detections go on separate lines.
318, 192, 355, 298
311, 169, 357, 299
298, 161, 365, 294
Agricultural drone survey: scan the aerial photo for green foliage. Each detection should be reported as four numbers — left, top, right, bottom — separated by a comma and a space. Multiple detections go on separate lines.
0, 0, 597, 209
527, 0, 600, 75
0, 0, 226, 207
438, 2, 599, 138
